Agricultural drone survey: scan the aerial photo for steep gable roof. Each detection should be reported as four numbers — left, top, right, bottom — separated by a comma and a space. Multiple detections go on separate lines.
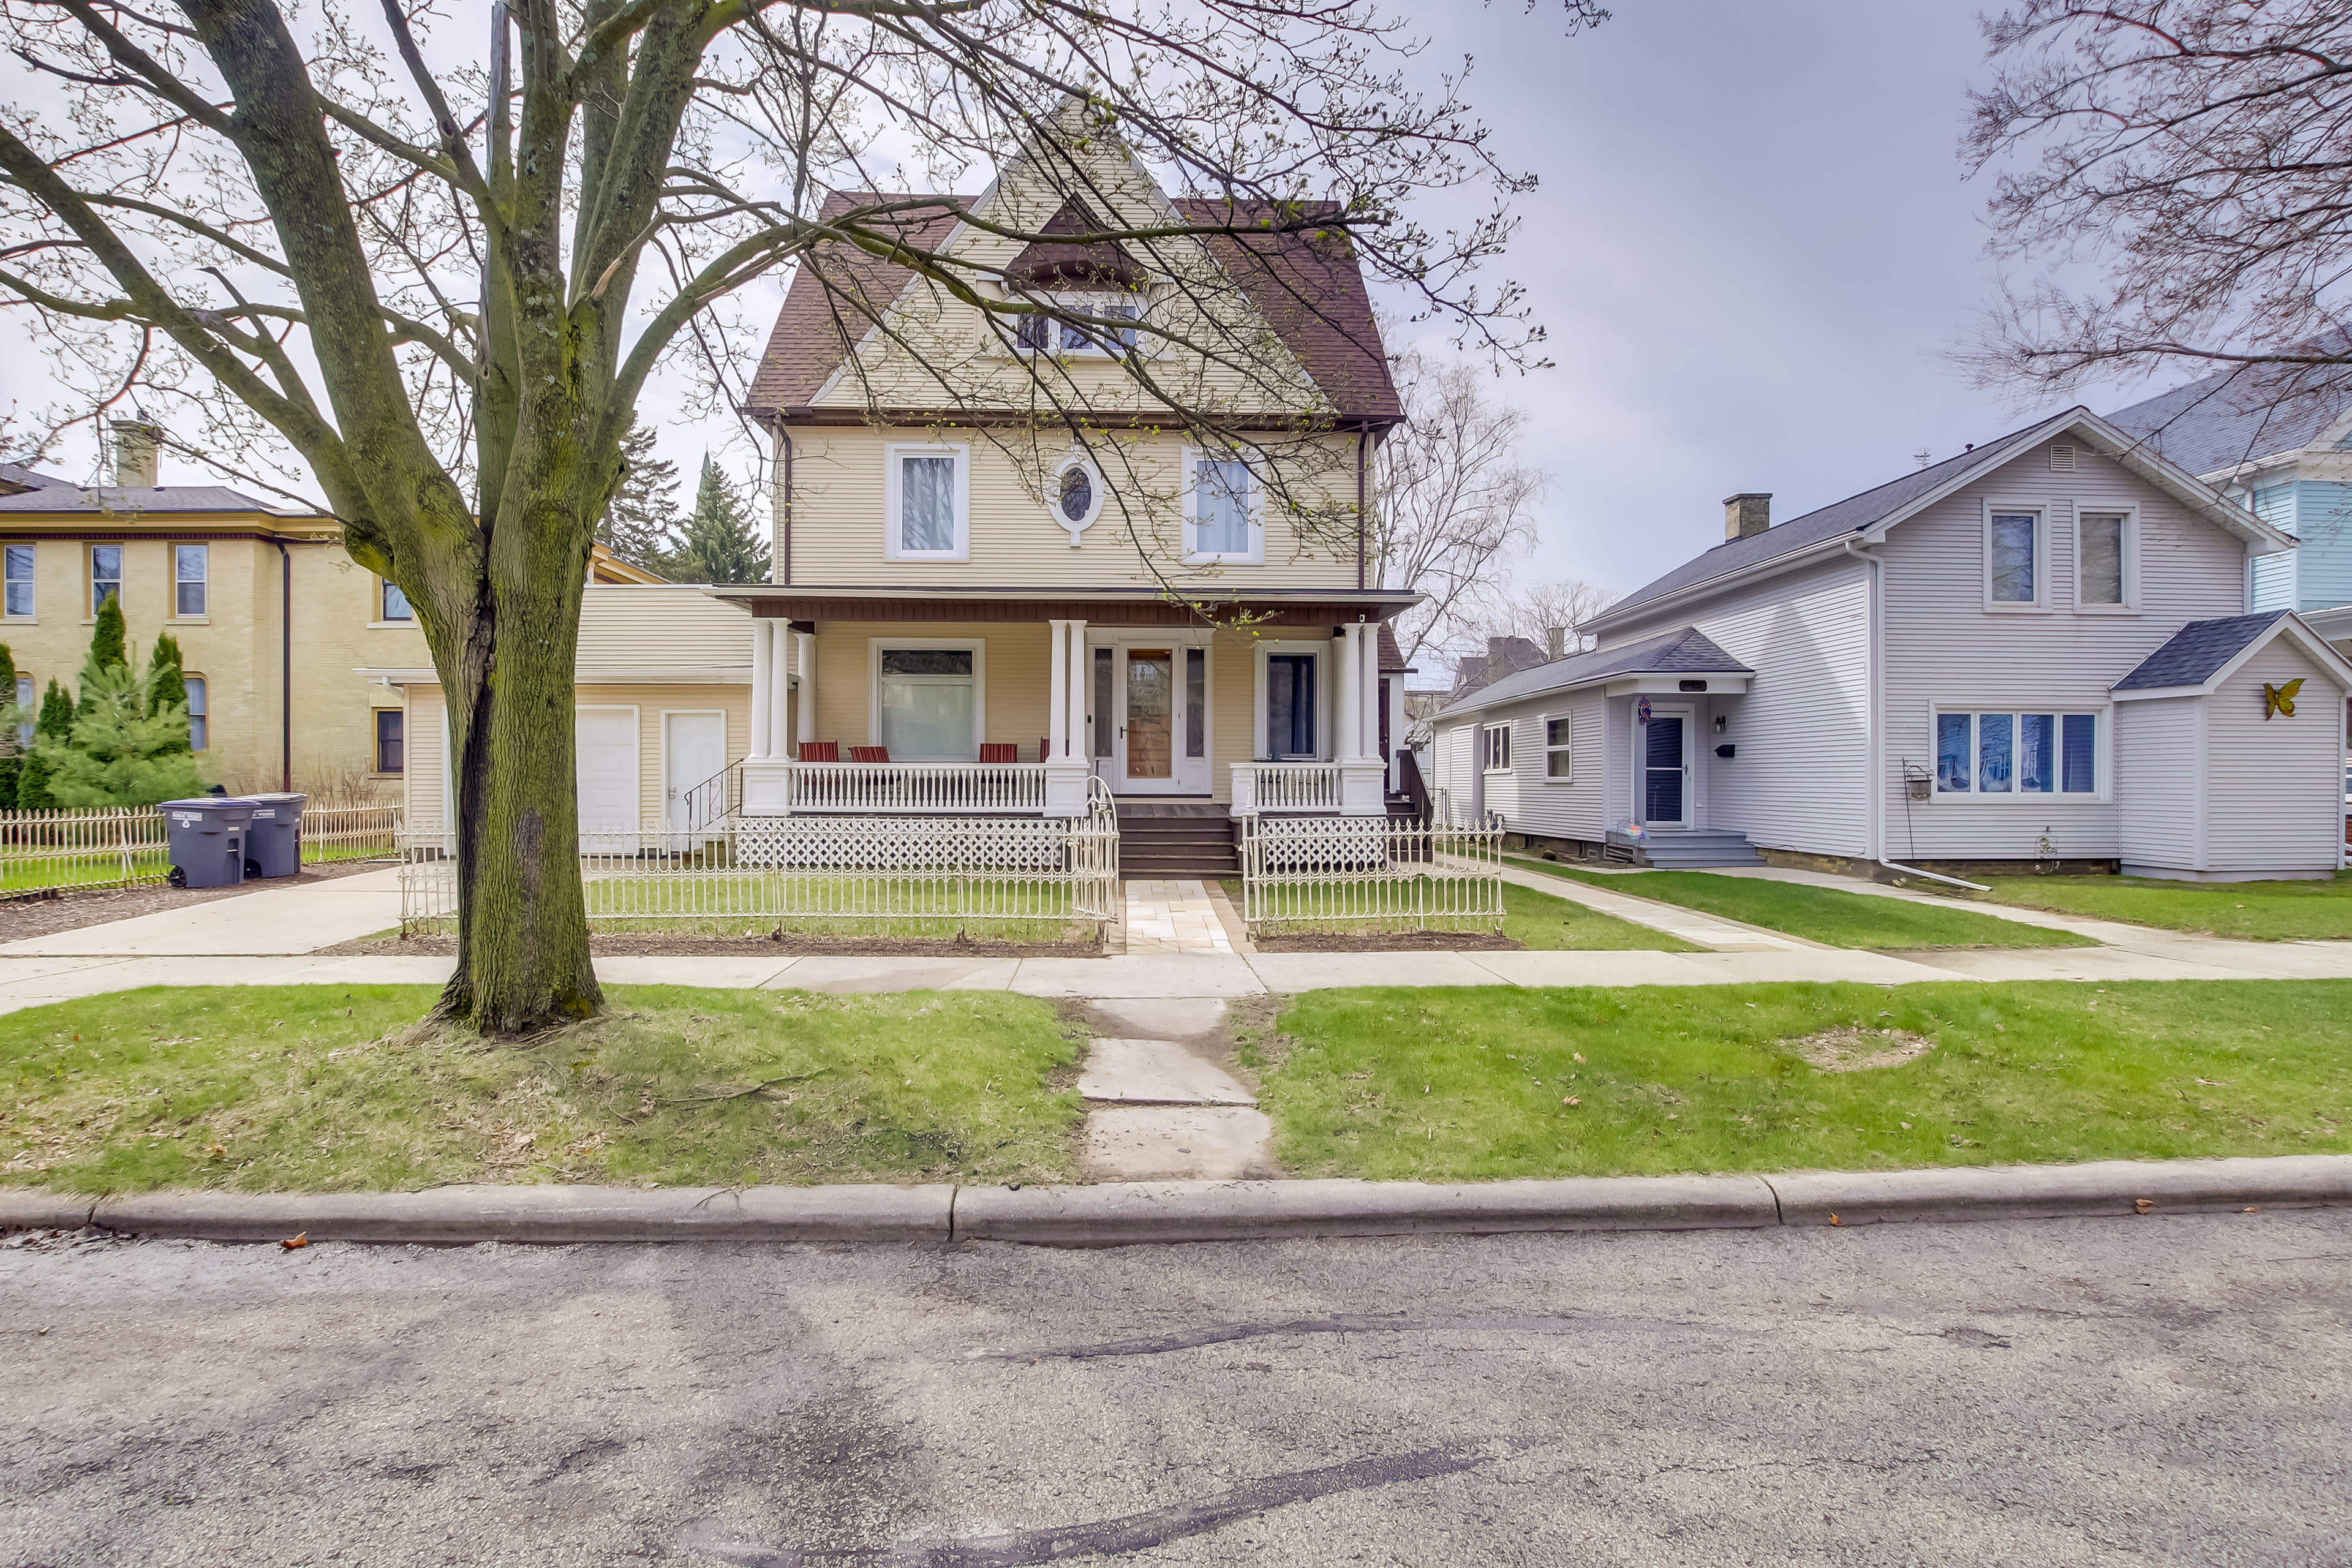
2103, 330, 2352, 478
2110, 609, 2352, 696
1433, 625, 1750, 721
1591, 408, 2293, 635
1174, 200, 1398, 424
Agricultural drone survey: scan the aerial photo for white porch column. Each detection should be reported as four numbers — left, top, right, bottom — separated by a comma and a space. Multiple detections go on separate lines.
767, 621, 791, 760
748, 619, 774, 760
1338, 621, 1387, 816
1333, 627, 1359, 761
1042, 617, 1091, 815
794, 630, 817, 753
1047, 618, 1070, 762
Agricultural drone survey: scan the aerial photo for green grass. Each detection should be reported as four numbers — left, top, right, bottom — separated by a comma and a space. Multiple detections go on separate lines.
1968, 870, 2352, 943
1219, 876, 1697, 950
1505, 855, 2095, 951
0, 985, 1085, 1194
1247, 981, 2352, 1182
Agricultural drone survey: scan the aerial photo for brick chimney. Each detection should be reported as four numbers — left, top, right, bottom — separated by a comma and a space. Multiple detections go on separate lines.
110, 419, 162, 488
1722, 492, 1771, 541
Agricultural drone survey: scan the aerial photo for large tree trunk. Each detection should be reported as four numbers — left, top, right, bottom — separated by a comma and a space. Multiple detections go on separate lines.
431, 489, 604, 1033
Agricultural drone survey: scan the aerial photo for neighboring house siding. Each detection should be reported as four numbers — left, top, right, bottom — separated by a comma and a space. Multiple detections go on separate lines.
575, 586, 755, 669
2201, 639, 2347, 873
2114, 697, 2202, 871
1879, 445, 2250, 863
2291, 481, 2352, 610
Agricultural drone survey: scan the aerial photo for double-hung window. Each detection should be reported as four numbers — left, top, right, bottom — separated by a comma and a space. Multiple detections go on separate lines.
876, 645, 979, 759
1985, 507, 2045, 608
375, 709, 404, 772
1188, 454, 1256, 562
4, 545, 32, 618
89, 545, 121, 614
886, 445, 968, 560
183, 676, 208, 752
1482, 723, 1512, 772
1544, 717, 1574, 780
380, 578, 413, 622
174, 545, 208, 617
1936, 709, 2098, 796
2076, 511, 2134, 609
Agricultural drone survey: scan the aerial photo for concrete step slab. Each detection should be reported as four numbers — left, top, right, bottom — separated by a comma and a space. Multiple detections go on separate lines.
1087, 997, 1228, 1042
1077, 1038, 1256, 1106
1081, 1106, 1276, 1182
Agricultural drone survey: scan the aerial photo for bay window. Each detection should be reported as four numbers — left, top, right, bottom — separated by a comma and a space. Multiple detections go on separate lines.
1936, 709, 2097, 796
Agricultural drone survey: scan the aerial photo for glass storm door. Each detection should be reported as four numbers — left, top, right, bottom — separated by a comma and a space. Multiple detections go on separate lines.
1106, 644, 1208, 794
1640, 704, 1691, 829
1119, 648, 1176, 791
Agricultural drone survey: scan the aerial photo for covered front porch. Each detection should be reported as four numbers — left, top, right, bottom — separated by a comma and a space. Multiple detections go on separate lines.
713, 586, 1417, 820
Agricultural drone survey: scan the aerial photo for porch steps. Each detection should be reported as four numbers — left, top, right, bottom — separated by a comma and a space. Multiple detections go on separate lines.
1117, 803, 1241, 880
1607, 828, 1764, 870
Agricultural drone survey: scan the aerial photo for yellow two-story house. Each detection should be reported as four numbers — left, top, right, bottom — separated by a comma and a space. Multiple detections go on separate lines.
710, 122, 1415, 873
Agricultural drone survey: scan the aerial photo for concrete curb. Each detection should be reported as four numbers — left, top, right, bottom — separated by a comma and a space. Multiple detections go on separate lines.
954, 1175, 1779, 1245
4, 1155, 2346, 1247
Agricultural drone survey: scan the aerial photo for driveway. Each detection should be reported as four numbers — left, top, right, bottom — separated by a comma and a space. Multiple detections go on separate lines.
2, 1211, 2346, 1565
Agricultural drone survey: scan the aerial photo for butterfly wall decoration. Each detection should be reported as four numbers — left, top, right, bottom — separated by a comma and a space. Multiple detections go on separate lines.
2261, 677, 2303, 719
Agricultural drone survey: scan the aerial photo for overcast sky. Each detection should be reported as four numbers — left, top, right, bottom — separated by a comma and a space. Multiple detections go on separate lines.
7, 2, 2169, 624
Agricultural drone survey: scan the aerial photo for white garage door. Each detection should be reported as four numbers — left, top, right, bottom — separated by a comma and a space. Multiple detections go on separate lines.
576, 707, 640, 853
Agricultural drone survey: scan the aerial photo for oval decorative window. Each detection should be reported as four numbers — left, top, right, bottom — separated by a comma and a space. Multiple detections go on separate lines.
1058, 464, 1093, 522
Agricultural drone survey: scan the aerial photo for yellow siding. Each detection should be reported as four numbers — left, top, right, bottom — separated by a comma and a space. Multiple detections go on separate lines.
808, 620, 1051, 756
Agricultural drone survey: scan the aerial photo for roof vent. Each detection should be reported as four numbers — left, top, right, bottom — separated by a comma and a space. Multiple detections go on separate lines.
2049, 441, 2076, 472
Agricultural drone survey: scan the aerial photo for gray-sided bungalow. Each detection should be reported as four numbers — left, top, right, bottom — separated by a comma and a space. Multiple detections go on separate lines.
1430, 408, 2352, 883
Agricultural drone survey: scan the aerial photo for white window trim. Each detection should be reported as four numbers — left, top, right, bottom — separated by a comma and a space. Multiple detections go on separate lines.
1253, 639, 1328, 761
4, 542, 34, 621
1982, 499, 2051, 612
1482, 721, 1513, 774
1049, 450, 1106, 543
1009, 289, 1145, 358
883, 442, 971, 562
2073, 506, 2140, 614
1927, 701, 2111, 804
172, 543, 209, 622
1541, 713, 1575, 782
867, 636, 986, 760
1182, 447, 1264, 565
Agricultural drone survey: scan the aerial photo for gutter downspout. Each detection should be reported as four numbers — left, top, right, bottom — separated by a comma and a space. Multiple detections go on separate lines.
271, 537, 291, 791
1844, 537, 1989, 894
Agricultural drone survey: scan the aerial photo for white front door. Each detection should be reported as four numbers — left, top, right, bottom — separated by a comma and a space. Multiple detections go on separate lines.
1638, 702, 1693, 831
1106, 643, 1210, 794
663, 710, 728, 840
576, 706, 640, 852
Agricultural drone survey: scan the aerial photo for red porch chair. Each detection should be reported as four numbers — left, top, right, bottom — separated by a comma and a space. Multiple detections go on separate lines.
796, 741, 840, 762
849, 745, 891, 763
978, 743, 1019, 764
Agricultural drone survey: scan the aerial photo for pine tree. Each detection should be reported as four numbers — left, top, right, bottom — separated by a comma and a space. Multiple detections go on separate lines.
45, 660, 202, 807
14, 680, 74, 811
145, 633, 192, 755
670, 456, 771, 584
600, 420, 683, 573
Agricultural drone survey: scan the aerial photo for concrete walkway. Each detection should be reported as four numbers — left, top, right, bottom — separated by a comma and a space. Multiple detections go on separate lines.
1120, 879, 1233, 955
0, 865, 404, 956
1074, 998, 1275, 1182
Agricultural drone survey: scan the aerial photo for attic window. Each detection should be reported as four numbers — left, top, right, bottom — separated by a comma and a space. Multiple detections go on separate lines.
2049, 442, 2076, 472
1014, 292, 1140, 355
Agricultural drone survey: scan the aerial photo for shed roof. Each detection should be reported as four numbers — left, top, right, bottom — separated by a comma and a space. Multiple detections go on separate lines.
1432, 625, 1750, 721
2112, 611, 2293, 690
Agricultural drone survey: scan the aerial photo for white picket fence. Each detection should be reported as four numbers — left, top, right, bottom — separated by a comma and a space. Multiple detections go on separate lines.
399, 782, 1120, 938
1237, 813, 1504, 937
0, 801, 401, 897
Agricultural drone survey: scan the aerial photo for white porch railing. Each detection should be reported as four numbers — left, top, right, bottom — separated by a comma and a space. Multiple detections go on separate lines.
398, 780, 1118, 938
1237, 813, 1504, 937
1229, 762, 1343, 815
755, 760, 1049, 815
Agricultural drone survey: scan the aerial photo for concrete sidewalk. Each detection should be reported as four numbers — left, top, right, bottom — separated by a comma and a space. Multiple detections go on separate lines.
0, 865, 405, 957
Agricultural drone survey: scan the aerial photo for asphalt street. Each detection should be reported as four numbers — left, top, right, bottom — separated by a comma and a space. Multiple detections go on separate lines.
2, 1211, 2348, 1567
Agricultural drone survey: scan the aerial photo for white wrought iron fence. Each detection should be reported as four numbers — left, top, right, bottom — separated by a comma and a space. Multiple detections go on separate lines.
400, 780, 1119, 938
0, 807, 172, 895
300, 804, 402, 864
1237, 813, 1504, 937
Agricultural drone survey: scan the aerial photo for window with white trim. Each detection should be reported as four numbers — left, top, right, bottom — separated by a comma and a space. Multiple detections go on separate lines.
1013, 292, 1141, 356
4, 545, 32, 619
878, 646, 978, 759
885, 445, 969, 560
380, 578, 413, 621
1934, 709, 2097, 796
1482, 722, 1512, 772
2076, 511, 2133, 608
174, 545, 208, 617
1187, 454, 1257, 562
1543, 717, 1573, 779
1986, 508, 2043, 606
183, 675, 208, 752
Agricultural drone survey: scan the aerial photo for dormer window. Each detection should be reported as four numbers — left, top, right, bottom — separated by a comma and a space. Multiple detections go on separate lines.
1013, 292, 1140, 356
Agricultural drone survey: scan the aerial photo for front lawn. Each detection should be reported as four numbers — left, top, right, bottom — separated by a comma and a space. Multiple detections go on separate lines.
1507, 856, 2094, 951
1249, 980, 2352, 1182
0, 986, 1085, 1194
1221, 876, 1698, 950
1969, 871, 2352, 943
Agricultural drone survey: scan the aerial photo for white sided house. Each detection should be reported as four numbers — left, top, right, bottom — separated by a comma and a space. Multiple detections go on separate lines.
1432, 409, 2352, 882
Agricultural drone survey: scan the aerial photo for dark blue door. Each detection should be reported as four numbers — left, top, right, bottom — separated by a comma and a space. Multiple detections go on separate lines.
1643, 714, 1686, 826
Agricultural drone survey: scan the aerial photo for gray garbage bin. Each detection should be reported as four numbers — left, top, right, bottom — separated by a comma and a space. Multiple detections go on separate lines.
242, 792, 308, 879
157, 797, 254, 889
